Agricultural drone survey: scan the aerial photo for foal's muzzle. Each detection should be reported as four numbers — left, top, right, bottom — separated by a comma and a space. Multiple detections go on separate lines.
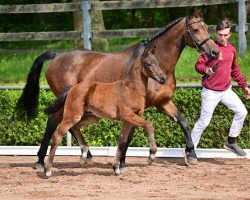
159, 76, 166, 84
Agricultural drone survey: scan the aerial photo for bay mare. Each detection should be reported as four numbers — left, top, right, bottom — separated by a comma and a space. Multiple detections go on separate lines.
16, 8, 219, 169
44, 44, 166, 177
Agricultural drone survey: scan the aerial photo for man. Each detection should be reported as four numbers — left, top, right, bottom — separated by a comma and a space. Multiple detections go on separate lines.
191, 19, 250, 157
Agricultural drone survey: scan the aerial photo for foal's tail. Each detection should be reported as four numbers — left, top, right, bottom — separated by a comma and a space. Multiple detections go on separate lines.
44, 86, 72, 115
15, 51, 56, 119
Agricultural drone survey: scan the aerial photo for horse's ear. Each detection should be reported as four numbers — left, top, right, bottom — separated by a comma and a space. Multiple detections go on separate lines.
188, 7, 196, 19
197, 5, 205, 18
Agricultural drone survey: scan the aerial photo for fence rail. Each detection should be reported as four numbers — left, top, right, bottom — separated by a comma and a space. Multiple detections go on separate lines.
0, 31, 80, 41
0, 0, 249, 54
0, 3, 81, 13
90, 0, 239, 10
0, 0, 239, 13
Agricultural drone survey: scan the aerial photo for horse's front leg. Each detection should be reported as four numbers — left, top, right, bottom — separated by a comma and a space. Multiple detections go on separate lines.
119, 126, 136, 168
157, 100, 197, 165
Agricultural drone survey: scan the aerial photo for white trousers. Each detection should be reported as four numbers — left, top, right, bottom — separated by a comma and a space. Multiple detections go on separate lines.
191, 86, 248, 148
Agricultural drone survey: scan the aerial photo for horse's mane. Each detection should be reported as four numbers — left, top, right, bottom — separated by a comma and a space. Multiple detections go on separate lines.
143, 17, 184, 44
120, 17, 185, 78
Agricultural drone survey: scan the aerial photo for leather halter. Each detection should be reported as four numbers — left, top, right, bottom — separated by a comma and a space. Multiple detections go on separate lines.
185, 17, 211, 53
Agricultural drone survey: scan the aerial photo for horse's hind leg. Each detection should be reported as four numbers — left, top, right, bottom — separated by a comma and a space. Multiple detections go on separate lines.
35, 110, 63, 169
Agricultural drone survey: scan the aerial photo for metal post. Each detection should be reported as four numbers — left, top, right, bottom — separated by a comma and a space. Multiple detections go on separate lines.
238, 0, 247, 56
82, 0, 92, 50
67, 132, 72, 147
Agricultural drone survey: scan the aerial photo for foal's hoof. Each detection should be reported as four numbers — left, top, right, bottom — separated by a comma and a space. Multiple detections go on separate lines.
147, 156, 155, 165
33, 162, 44, 170
182, 149, 198, 166
112, 165, 121, 176
44, 168, 52, 178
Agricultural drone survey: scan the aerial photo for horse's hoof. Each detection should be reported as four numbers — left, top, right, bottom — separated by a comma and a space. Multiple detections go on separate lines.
119, 162, 127, 169
147, 156, 155, 165
182, 149, 198, 166
112, 165, 121, 176
33, 162, 44, 170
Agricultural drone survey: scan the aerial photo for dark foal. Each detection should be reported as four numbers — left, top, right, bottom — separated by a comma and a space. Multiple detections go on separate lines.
44, 44, 166, 177
16, 8, 219, 169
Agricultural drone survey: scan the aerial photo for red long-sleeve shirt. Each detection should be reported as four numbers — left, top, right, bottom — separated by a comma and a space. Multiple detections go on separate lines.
195, 41, 247, 91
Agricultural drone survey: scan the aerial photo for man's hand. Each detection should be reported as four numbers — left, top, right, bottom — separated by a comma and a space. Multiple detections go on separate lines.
202, 63, 220, 81
205, 68, 215, 75
244, 87, 250, 99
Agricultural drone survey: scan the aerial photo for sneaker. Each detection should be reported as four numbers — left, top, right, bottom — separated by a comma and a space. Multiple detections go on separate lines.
224, 141, 247, 157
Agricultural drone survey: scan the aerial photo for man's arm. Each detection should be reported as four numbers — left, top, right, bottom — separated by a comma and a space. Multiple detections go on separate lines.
231, 50, 249, 95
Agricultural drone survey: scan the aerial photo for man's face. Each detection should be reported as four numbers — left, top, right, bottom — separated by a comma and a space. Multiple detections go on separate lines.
216, 28, 231, 46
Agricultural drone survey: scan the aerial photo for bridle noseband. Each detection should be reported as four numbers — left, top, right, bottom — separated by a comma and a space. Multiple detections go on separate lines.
185, 17, 211, 53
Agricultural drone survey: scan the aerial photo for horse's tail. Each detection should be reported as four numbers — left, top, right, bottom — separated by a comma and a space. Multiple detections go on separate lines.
44, 86, 72, 115
15, 51, 56, 119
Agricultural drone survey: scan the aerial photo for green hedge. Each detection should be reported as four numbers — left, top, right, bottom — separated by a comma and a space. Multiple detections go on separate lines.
0, 88, 249, 148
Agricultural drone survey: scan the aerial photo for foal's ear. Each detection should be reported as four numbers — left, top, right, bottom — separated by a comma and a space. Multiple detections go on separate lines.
150, 45, 156, 54
142, 48, 149, 58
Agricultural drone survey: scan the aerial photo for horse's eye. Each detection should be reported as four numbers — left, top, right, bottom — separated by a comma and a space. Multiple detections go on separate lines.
194, 29, 199, 33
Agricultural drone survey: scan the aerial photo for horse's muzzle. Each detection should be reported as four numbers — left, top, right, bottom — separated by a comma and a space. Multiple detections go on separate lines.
210, 50, 219, 60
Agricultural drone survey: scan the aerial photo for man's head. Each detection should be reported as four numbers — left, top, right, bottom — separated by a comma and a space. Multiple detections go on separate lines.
216, 19, 232, 46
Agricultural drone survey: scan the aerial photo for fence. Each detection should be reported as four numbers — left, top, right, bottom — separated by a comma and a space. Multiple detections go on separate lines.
0, 0, 249, 55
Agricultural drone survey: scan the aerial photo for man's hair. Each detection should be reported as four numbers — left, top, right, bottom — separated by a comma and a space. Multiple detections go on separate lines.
216, 19, 232, 32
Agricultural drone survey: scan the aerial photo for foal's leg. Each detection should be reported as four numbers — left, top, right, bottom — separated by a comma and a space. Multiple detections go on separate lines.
157, 100, 197, 165
72, 113, 102, 164
44, 114, 87, 178
125, 114, 157, 165
35, 110, 95, 169
113, 113, 157, 175
70, 126, 90, 165
45, 122, 71, 178
45, 101, 86, 177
